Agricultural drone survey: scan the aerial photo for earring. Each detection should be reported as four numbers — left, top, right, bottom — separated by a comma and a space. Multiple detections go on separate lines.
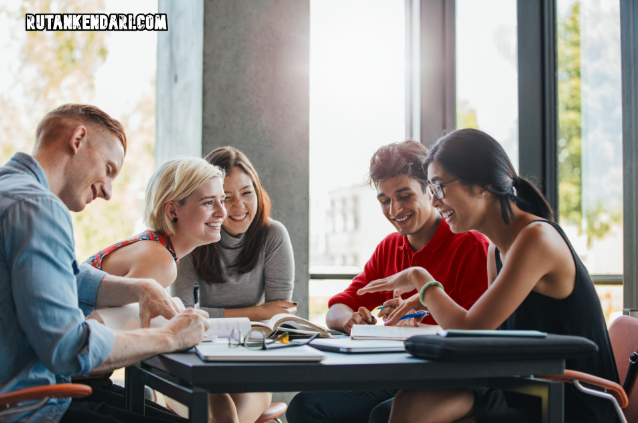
172, 217, 178, 223
482, 192, 486, 197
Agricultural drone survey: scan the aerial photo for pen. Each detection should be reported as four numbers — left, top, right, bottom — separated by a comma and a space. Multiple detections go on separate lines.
193, 282, 200, 309
375, 305, 397, 311
398, 311, 429, 321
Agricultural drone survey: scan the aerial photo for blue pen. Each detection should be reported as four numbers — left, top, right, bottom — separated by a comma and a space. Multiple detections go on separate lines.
398, 311, 429, 321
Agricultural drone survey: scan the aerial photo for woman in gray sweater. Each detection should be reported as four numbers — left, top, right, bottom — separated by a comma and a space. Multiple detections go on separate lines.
171, 146, 296, 423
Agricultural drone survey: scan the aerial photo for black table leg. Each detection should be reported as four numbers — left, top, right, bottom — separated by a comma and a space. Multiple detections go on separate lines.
489, 377, 564, 423
189, 387, 209, 423
545, 379, 564, 423
127, 365, 210, 423
125, 364, 146, 414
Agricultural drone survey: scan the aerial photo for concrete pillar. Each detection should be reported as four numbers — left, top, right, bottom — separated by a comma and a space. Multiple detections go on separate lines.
157, 0, 310, 321
158, 3, 309, 416
201, 0, 310, 320
156, 0, 204, 160
621, 0, 638, 311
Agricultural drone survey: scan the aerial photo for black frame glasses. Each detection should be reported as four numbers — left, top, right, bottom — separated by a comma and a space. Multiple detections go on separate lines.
427, 178, 458, 200
228, 329, 319, 350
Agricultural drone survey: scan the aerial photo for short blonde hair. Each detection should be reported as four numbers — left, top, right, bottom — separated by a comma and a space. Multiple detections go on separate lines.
144, 158, 225, 235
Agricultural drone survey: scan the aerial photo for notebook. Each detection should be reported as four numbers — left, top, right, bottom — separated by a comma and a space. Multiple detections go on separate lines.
195, 343, 325, 362
95, 299, 251, 340
308, 338, 406, 354
350, 324, 439, 341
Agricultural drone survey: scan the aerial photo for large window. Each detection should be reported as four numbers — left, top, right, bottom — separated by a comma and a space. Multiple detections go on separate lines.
308, 0, 405, 324
557, 0, 623, 322
308, 0, 626, 326
456, 0, 518, 170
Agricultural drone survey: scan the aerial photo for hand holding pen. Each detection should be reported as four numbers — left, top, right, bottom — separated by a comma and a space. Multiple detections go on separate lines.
342, 306, 377, 334
376, 297, 401, 322
382, 292, 429, 326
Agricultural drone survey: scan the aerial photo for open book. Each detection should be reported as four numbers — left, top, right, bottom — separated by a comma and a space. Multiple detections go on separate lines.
95, 299, 251, 339
250, 314, 341, 338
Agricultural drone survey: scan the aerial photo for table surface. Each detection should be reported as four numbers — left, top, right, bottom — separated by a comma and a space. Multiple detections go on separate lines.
142, 349, 565, 394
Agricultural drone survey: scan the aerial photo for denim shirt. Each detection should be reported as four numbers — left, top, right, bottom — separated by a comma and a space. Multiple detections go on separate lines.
0, 153, 115, 423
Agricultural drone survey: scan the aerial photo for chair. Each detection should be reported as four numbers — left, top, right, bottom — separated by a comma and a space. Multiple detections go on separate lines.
540, 315, 638, 423
255, 402, 287, 423
0, 384, 92, 418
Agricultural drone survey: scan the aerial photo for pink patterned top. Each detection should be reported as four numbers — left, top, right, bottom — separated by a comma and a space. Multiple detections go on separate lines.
85, 229, 179, 271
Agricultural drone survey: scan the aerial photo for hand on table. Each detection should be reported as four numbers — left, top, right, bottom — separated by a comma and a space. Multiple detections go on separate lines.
257, 300, 298, 320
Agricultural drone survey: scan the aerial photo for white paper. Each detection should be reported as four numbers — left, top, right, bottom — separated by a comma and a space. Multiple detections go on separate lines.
206, 318, 251, 338
350, 325, 439, 341
97, 301, 177, 330
96, 298, 250, 339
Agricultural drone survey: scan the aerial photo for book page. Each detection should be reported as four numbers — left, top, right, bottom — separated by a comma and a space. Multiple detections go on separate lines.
351, 325, 439, 341
96, 297, 186, 331
96, 303, 169, 330
262, 314, 338, 338
95, 298, 250, 338
268, 314, 327, 332
207, 318, 251, 338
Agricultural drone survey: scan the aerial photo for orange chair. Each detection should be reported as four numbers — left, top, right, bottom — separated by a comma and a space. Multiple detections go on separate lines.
255, 402, 287, 423
540, 315, 638, 423
0, 384, 92, 418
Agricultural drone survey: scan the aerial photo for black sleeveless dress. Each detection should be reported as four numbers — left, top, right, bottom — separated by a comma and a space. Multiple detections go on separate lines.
473, 220, 619, 423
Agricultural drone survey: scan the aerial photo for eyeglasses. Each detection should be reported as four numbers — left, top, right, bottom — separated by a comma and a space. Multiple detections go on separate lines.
427, 178, 458, 200
228, 329, 319, 350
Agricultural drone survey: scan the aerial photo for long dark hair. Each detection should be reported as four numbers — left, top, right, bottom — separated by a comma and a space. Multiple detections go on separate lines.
423, 128, 554, 223
191, 146, 272, 284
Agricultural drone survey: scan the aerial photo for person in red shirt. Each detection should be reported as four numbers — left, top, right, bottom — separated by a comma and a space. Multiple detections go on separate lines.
326, 140, 489, 333
287, 140, 489, 423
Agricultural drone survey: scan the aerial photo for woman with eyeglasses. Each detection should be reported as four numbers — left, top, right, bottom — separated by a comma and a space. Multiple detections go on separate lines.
358, 128, 618, 423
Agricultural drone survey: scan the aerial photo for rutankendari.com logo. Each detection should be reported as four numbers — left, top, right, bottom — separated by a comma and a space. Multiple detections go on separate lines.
25, 13, 168, 31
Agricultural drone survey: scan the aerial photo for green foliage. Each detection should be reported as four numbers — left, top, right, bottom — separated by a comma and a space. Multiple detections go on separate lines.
19, 0, 109, 107
557, 1, 622, 245
457, 100, 479, 130
557, 1, 582, 227
1, 0, 156, 260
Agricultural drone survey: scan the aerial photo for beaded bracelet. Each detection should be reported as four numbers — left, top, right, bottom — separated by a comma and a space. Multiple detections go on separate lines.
419, 281, 444, 306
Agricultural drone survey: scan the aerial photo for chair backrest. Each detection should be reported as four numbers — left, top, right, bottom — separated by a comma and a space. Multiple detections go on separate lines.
609, 315, 638, 419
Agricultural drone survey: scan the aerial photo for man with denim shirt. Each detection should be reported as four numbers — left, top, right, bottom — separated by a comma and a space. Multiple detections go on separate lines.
0, 104, 210, 423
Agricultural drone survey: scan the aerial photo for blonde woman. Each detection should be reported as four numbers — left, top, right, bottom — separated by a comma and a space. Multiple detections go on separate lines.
86, 157, 226, 288
87, 157, 272, 423
87, 157, 239, 423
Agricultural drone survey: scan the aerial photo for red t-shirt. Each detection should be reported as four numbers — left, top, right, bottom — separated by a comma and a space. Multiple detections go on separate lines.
328, 219, 489, 325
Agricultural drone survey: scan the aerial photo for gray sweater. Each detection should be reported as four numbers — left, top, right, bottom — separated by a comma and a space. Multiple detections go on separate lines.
170, 219, 295, 317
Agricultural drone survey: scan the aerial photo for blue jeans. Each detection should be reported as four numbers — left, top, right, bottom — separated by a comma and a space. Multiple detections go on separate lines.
287, 390, 396, 423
